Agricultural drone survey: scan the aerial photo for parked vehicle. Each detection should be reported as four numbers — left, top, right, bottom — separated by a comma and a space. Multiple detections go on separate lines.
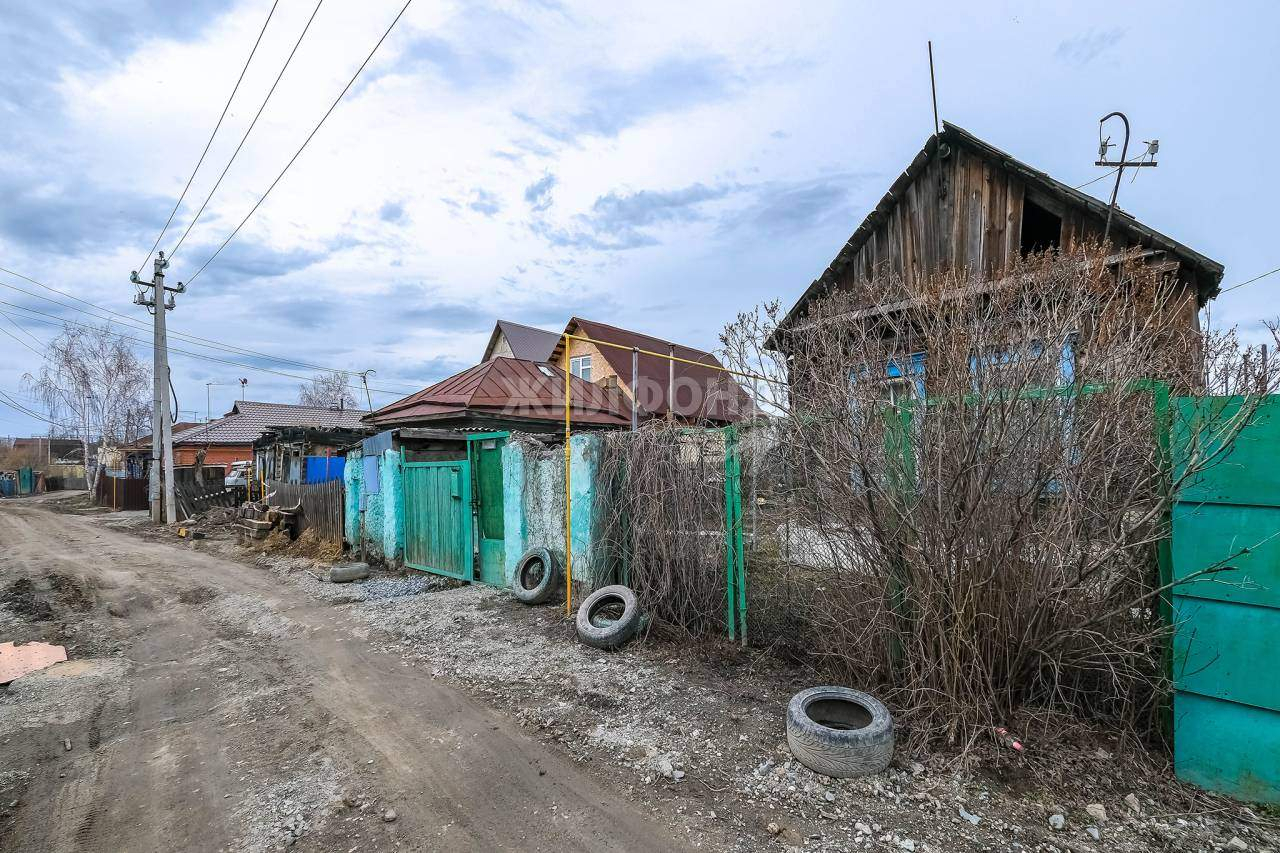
224, 461, 253, 489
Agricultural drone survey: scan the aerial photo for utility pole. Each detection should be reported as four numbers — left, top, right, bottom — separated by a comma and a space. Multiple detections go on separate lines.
1094, 111, 1158, 241
132, 251, 183, 524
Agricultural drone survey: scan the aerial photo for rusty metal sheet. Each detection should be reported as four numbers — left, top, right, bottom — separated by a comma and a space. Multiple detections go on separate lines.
0, 641, 68, 683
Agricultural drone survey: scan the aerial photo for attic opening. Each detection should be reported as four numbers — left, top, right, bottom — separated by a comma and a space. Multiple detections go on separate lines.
1020, 198, 1061, 256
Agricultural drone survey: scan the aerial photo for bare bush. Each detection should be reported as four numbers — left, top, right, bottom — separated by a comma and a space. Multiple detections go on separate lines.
609, 245, 1277, 751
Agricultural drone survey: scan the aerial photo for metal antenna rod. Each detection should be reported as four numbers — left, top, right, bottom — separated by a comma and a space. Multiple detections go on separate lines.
928, 41, 940, 136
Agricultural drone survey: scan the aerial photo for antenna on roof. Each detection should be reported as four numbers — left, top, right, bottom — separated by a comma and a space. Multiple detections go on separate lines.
1093, 111, 1159, 240
927, 41, 940, 137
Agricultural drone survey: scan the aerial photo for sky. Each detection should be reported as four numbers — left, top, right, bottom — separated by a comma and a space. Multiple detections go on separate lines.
1, 0, 1278, 436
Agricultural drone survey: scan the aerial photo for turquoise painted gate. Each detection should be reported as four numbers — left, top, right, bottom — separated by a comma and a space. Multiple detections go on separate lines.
403, 460, 472, 580
1172, 395, 1280, 804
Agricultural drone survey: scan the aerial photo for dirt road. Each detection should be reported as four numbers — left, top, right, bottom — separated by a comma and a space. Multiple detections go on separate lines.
0, 497, 689, 853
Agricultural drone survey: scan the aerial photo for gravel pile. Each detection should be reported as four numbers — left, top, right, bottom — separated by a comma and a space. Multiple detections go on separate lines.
360, 574, 446, 600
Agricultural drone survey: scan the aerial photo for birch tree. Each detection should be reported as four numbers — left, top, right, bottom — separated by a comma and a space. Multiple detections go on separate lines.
23, 323, 150, 491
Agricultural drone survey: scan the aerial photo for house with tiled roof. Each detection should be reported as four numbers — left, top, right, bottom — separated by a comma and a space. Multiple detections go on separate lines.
171, 401, 370, 468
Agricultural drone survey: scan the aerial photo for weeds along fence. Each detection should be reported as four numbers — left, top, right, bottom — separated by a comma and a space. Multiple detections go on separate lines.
265, 478, 344, 543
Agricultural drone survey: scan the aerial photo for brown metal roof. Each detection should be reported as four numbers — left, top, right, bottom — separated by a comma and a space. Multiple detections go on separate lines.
366, 357, 633, 428
482, 320, 561, 362
551, 317, 753, 424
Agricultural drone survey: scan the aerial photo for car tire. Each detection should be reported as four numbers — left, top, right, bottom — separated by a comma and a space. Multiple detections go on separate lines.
575, 584, 642, 650
786, 686, 893, 778
511, 547, 559, 605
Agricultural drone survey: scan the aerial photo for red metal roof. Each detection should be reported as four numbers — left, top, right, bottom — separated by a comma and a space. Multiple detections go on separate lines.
552, 317, 753, 424
366, 357, 633, 428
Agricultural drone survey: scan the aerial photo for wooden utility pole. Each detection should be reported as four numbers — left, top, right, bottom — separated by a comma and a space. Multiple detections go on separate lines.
132, 251, 181, 523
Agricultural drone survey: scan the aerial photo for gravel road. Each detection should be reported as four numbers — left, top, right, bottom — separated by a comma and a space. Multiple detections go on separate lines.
0, 496, 690, 853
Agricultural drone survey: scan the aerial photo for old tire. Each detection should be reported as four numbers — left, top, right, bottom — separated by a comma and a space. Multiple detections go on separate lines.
575, 585, 642, 650
786, 686, 893, 778
511, 547, 559, 605
329, 562, 370, 583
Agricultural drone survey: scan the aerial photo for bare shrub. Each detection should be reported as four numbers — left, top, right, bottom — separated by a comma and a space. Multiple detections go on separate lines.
700, 245, 1280, 750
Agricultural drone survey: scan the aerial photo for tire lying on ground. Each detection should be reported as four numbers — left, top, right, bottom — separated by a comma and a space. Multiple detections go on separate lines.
786, 686, 893, 778
510, 546, 559, 605
575, 584, 642, 649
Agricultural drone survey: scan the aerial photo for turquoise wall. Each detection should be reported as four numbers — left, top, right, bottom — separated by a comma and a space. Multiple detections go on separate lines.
380, 449, 404, 563
342, 447, 404, 566
502, 433, 602, 590
343, 449, 361, 545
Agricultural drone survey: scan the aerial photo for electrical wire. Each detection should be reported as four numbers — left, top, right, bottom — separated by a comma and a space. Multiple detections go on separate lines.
0, 299, 411, 398
0, 307, 45, 350
168, 0, 326, 263
184, 0, 413, 286
1073, 167, 1119, 190
139, 0, 281, 273
0, 265, 420, 388
1221, 266, 1280, 294
0, 322, 43, 357
0, 391, 74, 430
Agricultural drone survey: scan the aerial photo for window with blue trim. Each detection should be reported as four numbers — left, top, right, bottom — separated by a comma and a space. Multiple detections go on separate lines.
851, 352, 926, 405
969, 335, 1076, 389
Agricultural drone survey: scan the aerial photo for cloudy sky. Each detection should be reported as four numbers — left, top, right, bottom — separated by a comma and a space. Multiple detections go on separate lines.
1, 0, 1277, 435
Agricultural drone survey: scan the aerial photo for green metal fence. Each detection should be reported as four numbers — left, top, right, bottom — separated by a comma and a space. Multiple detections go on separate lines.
1171, 395, 1280, 804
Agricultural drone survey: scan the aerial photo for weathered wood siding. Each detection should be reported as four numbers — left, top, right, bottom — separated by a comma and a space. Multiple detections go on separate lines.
833, 143, 1133, 292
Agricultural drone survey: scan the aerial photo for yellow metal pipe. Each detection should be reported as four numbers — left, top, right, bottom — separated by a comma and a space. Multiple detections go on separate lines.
563, 335, 573, 616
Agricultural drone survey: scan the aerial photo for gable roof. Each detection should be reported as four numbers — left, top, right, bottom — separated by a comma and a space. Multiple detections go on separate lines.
779, 121, 1225, 334
172, 401, 370, 446
366, 357, 632, 428
482, 319, 561, 362
552, 317, 752, 424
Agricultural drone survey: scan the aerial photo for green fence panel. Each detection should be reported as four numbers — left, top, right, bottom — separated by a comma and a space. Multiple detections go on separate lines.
1171, 394, 1280, 804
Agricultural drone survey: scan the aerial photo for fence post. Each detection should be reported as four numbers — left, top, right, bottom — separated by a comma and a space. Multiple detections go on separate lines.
883, 400, 916, 673
723, 427, 746, 644
1152, 380, 1175, 737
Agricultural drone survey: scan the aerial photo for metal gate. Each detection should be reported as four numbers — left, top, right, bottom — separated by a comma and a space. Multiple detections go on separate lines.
403, 459, 472, 580
1172, 394, 1280, 804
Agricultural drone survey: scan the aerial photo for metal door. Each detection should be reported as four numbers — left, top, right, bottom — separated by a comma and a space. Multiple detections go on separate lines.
402, 460, 472, 579
1171, 395, 1280, 804
470, 434, 508, 587
17, 467, 33, 495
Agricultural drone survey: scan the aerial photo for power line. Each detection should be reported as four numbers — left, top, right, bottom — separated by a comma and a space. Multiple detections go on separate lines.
139, 0, 281, 272
0, 391, 74, 430
0, 308, 45, 352
184, 0, 413, 286
0, 299, 410, 399
0, 265, 420, 387
168, 0, 326, 263
1221, 266, 1280, 294
0, 318, 43, 357
1073, 167, 1119, 191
